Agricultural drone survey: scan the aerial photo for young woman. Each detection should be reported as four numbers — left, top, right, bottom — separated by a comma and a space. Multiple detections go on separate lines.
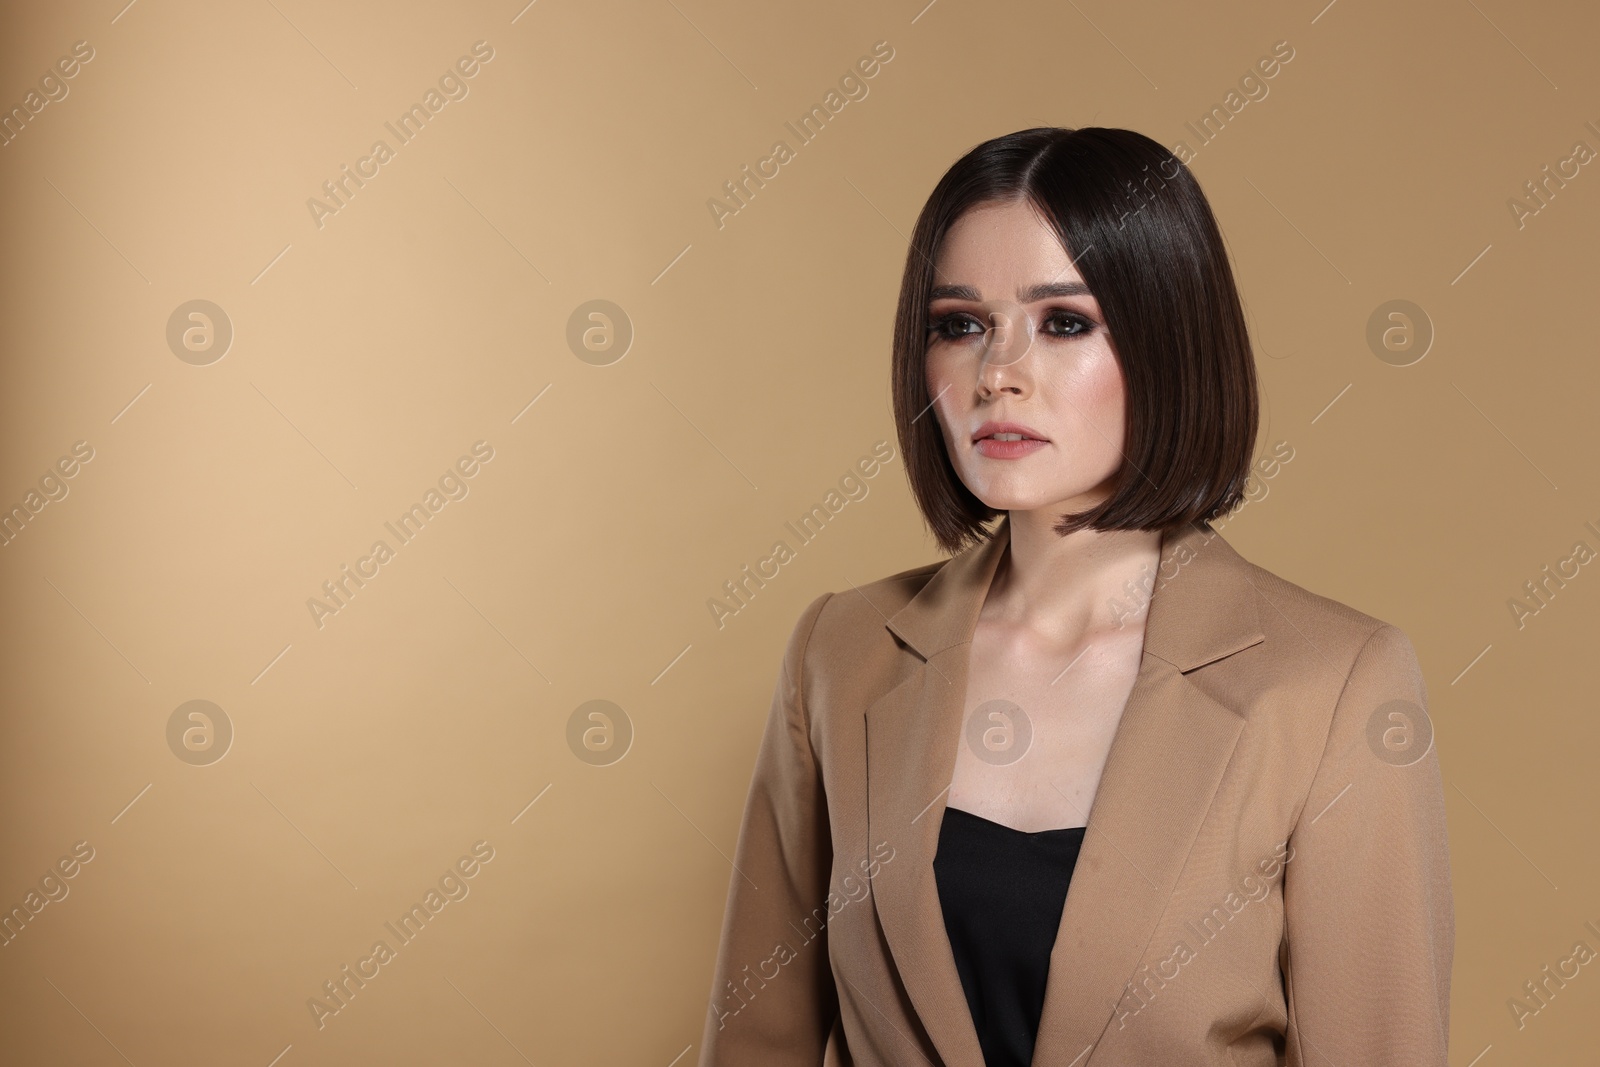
698, 127, 1452, 1067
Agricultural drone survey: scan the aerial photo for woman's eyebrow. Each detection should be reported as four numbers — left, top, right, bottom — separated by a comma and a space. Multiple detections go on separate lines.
928, 280, 1094, 302
1020, 280, 1093, 301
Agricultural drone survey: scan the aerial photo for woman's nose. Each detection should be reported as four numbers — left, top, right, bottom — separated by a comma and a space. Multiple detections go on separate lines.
981, 303, 1035, 369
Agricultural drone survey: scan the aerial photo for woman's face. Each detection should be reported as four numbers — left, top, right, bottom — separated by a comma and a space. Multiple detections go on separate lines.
923, 198, 1129, 515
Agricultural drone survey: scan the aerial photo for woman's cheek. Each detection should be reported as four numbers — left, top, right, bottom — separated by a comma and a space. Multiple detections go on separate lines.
1076, 348, 1128, 437
1038, 350, 1126, 477
926, 355, 965, 442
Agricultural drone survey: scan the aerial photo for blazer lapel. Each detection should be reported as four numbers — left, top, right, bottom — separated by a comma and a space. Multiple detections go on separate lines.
864, 524, 1008, 1066
863, 515, 1266, 1067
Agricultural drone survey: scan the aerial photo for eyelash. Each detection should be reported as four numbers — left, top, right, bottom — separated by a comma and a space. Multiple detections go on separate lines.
926, 309, 1096, 342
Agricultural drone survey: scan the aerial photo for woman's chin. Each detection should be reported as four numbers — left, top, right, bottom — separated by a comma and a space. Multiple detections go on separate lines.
972, 493, 1059, 514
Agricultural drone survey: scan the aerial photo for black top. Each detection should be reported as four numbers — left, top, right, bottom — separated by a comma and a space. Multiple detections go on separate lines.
933, 805, 1087, 1067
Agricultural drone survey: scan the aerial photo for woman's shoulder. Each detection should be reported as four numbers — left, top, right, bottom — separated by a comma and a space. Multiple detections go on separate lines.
1221, 538, 1422, 677
771, 557, 950, 709
812, 557, 945, 632
1242, 551, 1388, 622
782, 556, 950, 665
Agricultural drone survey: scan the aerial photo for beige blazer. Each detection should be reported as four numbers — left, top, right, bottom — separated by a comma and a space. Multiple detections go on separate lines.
698, 515, 1453, 1066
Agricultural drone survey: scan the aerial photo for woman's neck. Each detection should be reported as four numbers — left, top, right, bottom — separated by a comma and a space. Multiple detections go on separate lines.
982, 510, 1164, 642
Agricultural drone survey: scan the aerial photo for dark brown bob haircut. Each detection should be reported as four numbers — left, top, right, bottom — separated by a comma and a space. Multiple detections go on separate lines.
891, 126, 1259, 556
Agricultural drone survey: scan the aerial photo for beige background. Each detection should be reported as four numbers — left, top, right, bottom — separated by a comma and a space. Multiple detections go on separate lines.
1, 0, 1596, 1063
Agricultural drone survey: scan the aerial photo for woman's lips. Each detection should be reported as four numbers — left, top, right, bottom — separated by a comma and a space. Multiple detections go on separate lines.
973, 437, 1049, 459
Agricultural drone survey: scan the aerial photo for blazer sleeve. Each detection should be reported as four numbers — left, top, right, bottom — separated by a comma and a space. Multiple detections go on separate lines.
1281, 622, 1455, 1065
698, 591, 838, 1066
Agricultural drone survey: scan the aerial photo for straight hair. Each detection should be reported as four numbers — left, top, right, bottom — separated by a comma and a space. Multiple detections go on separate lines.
891, 127, 1260, 556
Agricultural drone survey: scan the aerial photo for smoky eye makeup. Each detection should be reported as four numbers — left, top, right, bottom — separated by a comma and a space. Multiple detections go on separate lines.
926, 306, 1098, 341
1042, 308, 1097, 335
926, 311, 986, 340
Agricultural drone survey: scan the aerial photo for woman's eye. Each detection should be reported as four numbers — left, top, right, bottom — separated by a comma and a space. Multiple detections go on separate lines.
1043, 310, 1092, 336
928, 313, 984, 340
